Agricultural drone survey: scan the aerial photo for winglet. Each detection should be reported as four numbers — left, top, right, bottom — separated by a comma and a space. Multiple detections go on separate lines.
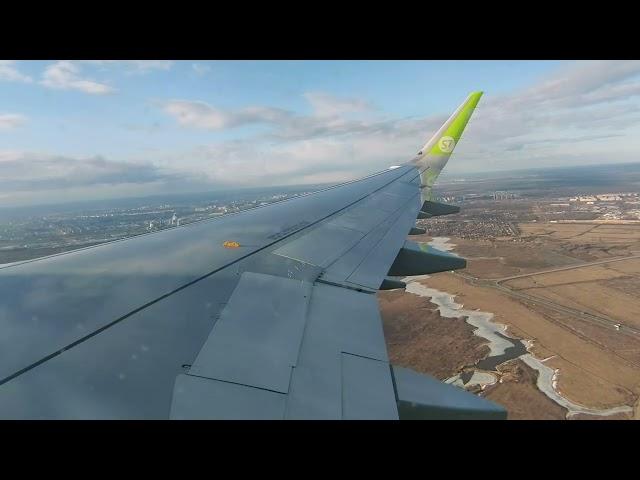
411, 91, 483, 197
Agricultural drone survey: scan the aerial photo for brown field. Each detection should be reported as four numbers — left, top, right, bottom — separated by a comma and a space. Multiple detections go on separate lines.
505, 265, 625, 289
481, 360, 568, 420
503, 260, 640, 329
425, 234, 585, 279
544, 355, 636, 409
606, 258, 640, 274
605, 277, 640, 298
519, 222, 640, 249
571, 412, 632, 420
465, 258, 522, 279
519, 223, 597, 239
377, 289, 489, 380
443, 224, 640, 281
516, 223, 640, 262
533, 307, 640, 366
520, 284, 640, 329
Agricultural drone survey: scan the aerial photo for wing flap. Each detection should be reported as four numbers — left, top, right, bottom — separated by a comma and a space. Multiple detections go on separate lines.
284, 283, 395, 419
187, 272, 311, 393
170, 374, 287, 420
169, 275, 396, 419
341, 353, 398, 420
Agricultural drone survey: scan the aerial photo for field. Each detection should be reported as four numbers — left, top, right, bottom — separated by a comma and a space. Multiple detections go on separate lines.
482, 360, 568, 420
503, 261, 640, 330
380, 222, 640, 419
519, 222, 640, 260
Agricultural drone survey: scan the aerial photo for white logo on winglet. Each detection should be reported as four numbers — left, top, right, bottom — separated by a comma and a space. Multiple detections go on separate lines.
438, 136, 456, 153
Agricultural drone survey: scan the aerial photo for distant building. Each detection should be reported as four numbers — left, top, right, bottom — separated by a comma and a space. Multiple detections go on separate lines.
570, 196, 597, 202
596, 194, 621, 202
493, 191, 516, 200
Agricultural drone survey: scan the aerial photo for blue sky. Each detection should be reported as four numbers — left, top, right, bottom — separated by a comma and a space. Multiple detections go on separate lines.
2, 60, 640, 206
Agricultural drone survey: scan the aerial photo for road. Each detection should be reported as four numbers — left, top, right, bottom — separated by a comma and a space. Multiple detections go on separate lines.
454, 257, 640, 337
494, 253, 640, 283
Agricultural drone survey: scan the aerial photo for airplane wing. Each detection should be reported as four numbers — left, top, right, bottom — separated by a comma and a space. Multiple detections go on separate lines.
0, 91, 505, 419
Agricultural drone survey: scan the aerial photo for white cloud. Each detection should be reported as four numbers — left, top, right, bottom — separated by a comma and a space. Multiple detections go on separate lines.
0, 150, 179, 190
530, 60, 640, 106
0, 150, 205, 207
123, 60, 173, 73
191, 63, 211, 76
41, 61, 115, 95
408, 60, 640, 174
156, 61, 640, 186
83, 60, 174, 74
162, 100, 291, 130
161, 94, 381, 140
162, 101, 232, 129
0, 60, 32, 83
0, 113, 27, 130
303, 91, 373, 117
146, 128, 427, 189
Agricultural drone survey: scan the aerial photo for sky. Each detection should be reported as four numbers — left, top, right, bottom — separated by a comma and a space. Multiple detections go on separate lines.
2, 60, 640, 207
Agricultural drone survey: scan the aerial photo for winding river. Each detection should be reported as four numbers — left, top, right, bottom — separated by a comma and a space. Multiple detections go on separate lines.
402, 237, 633, 418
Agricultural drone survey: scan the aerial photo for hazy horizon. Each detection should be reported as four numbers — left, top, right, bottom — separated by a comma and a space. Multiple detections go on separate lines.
2, 161, 639, 217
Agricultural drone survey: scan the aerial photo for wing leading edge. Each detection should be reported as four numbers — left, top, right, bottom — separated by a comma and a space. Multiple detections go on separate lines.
0, 92, 505, 419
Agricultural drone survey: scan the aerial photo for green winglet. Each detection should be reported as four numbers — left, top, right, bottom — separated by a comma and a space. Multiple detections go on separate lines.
410, 91, 483, 199
427, 91, 483, 155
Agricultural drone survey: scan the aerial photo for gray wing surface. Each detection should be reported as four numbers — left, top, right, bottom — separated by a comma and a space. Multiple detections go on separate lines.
0, 92, 506, 419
